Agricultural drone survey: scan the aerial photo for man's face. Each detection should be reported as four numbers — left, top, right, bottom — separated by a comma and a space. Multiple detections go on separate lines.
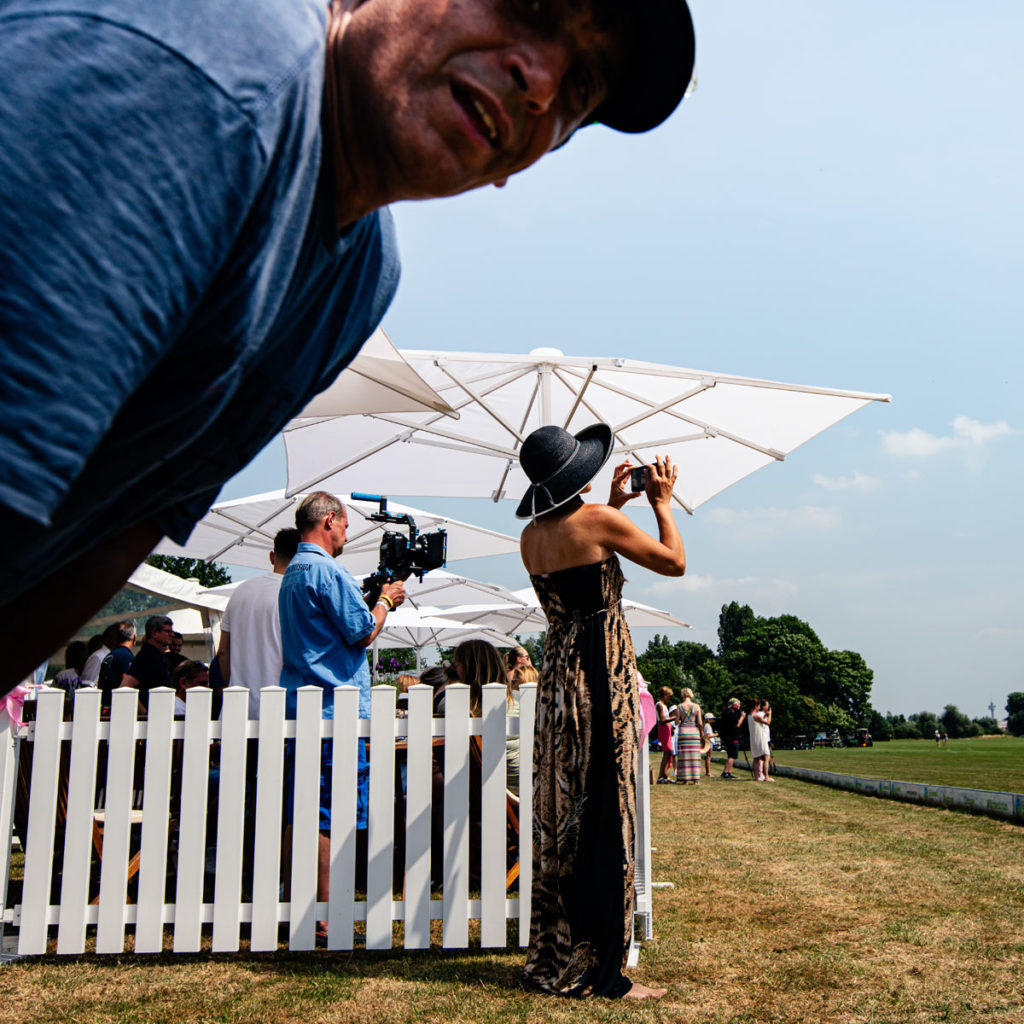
327, 508, 349, 558
169, 635, 182, 654
153, 622, 174, 649
515, 648, 531, 666
343, 0, 621, 199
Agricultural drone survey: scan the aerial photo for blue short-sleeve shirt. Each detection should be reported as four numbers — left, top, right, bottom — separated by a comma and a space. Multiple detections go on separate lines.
0, 0, 399, 605
278, 542, 374, 719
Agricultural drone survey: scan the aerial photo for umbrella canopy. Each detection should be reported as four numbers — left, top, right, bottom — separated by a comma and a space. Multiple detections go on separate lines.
154, 490, 519, 572
400, 568, 530, 611
437, 594, 691, 634
372, 605, 517, 652
283, 348, 891, 514
297, 327, 455, 418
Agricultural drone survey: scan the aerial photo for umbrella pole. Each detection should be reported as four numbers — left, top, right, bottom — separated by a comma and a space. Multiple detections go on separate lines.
372, 637, 379, 682
416, 648, 422, 671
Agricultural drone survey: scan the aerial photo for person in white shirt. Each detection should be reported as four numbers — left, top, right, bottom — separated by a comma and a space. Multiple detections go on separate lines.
216, 527, 300, 719
81, 624, 120, 686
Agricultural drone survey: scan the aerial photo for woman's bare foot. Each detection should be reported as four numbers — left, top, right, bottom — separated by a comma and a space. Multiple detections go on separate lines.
624, 982, 667, 999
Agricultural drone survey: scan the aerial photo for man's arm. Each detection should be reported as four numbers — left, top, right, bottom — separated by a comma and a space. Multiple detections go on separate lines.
356, 581, 406, 648
217, 631, 232, 685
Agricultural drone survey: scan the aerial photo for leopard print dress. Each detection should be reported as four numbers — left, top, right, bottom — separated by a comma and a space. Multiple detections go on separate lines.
523, 556, 638, 998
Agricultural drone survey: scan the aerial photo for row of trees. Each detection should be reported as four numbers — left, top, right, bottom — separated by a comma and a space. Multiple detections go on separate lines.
636, 602, 1014, 742
637, 602, 874, 740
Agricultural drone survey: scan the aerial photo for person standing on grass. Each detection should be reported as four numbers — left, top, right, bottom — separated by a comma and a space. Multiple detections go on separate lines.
656, 687, 676, 783
719, 698, 746, 779
749, 699, 773, 781
674, 687, 703, 785
702, 713, 715, 778
518, 424, 686, 999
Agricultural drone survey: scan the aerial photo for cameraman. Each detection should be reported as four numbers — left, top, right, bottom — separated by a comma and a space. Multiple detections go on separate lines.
279, 490, 405, 939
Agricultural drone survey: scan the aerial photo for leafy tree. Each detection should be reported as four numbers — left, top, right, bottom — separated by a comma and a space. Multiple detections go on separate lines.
146, 555, 231, 588
940, 704, 980, 739
818, 703, 856, 738
519, 633, 546, 667
887, 712, 921, 740
1006, 693, 1024, 737
909, 711, 940, 738
823, 650, 873, 721
865, 708, 890, 740
717, 602, 755, 658
972, 716, 1001, 735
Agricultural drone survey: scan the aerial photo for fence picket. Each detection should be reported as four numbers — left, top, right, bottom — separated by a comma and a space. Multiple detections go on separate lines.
327, 687, 359, 950
212, 687, 249, 951
442, 683, 470, 949
517, 683, 536, 947
402, 685, 433, 949
289, 686, 323, 950
135, 688, 175, 953
0, 708, 17, 951
479, 684, 506, 947
19, 688, 65, 954
173, 686, 212, 953
366, 685, 396, 950
56, 688, 101, 954
250, 687, 285, 951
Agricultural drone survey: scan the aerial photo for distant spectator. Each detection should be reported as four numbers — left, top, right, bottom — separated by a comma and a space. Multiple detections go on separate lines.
506, 645, 533, 680
507, 664, 538, 798
217, 526, 300, 719
166, 631, 187, 672
81, 624, 121, 686
749, 699, 773, 782
120, 615, 174, 709
675, 687, 704, 785
97, 621, 137, 707
703, 713, 715, 778
51, 640, 88, 697
395, 672, 417, 718
718, 698, 746, 780
421, 665, 450, 716
656, 687, 675, 783
172, 660, 210, 716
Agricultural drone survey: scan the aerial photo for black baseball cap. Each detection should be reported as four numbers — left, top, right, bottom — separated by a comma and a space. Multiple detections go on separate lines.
595, 0, 696, 134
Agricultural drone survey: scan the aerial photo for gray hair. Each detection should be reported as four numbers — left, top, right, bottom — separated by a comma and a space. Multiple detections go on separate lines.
295, 491, 344, 533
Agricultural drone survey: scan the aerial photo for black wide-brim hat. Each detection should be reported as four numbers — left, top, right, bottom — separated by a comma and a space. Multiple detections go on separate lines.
595, 0, 696, 134
516, 423, 614, 520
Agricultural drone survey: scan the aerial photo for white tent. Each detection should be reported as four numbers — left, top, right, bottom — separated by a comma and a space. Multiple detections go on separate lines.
72, 562, 230, 659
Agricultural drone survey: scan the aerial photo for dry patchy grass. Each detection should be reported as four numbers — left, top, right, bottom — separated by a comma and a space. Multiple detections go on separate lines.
1, 776, 1022, 1023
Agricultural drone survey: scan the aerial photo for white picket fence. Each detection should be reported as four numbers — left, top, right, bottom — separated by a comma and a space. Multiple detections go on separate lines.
0, 682, 652, 957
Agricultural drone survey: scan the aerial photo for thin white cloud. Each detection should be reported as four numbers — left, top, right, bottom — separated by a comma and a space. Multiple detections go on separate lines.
812, 472, 881, 492
706, 505, 841, 541
881, 416, 1014, 458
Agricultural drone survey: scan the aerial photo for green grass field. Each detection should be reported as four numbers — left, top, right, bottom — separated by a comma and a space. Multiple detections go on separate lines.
771, 735, 1024, 793
2, 744, 1023, 1022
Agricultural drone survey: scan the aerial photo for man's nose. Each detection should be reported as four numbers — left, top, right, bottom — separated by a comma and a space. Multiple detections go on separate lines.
503, 42, 568, 116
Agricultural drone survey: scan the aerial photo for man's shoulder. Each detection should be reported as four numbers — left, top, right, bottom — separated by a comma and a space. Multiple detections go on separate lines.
229, 572, 283, 601
2, 0, 326, 112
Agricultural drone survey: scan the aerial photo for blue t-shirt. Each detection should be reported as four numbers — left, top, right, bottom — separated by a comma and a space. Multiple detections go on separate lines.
0, 0, 399, 605
278, 543, 375, 719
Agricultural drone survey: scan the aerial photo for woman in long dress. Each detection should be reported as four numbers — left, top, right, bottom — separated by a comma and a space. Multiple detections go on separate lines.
748, 698, 773, 781
517, 424, 686, 1000
674, 687, 704, 784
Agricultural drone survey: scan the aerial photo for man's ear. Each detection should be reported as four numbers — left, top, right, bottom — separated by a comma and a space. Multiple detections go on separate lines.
269, 551, 277, 569
493, 178, 508, 189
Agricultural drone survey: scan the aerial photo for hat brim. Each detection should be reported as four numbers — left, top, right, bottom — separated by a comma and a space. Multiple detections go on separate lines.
595, 0, 696, 134
515, 423, 614, 519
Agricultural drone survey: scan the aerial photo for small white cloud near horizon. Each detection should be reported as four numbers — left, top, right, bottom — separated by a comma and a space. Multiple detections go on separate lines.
813, 471, 881, 492
881, 416, 1014, 460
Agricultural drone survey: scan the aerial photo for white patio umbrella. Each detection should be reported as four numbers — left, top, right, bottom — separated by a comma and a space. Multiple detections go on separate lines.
283, 348, 891, 514
155, 490, 519, 572
297, 327, 455, 418
400, 568, 531, 612
438, 594, 691, 634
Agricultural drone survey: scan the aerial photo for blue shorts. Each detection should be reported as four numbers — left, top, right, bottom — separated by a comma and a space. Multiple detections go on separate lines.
283, 737, 369, 831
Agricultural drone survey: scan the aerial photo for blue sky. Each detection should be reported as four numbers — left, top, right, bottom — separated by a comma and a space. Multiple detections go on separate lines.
226, 1, 1023, 720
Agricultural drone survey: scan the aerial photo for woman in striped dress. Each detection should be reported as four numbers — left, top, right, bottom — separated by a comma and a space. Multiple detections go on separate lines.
675, 687, 704, 784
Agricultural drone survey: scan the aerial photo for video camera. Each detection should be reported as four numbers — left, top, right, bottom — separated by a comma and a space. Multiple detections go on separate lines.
352, 493, 447, 604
